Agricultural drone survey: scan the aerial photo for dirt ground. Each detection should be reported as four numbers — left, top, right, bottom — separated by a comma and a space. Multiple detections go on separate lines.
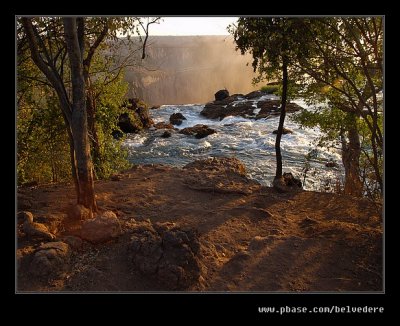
16, 159, 383, 292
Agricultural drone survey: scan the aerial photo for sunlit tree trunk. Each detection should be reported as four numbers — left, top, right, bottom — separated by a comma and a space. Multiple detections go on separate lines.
275, 56, 288, 178
64, 18, 97, 211
340, 113, 363, 197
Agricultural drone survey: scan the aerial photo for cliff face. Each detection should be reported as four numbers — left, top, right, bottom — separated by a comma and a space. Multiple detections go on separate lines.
123, 36, 260, 105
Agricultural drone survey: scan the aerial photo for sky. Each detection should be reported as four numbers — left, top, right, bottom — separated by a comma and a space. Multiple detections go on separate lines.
147, 17, 238, 36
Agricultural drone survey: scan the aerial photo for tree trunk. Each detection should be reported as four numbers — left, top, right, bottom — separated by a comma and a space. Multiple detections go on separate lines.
341, 113, 363, 197
64, 18, 97, 211
275, 57, 288, 178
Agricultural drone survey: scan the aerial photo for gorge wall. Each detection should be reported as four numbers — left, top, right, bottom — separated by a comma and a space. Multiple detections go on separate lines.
122, 36, 260, 105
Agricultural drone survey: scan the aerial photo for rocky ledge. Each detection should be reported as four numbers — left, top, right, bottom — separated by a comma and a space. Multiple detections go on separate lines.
200, 89, 303, 121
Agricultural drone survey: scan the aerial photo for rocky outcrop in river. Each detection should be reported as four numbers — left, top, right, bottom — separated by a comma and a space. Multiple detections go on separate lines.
114, 98, 154, 137
200, 90, 303, 121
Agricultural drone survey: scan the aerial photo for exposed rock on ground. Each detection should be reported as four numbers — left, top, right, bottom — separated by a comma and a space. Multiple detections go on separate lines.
273, 173, 303, 193
17, 157, 382, 292
80, 211, 121, 243
30, 241, 70, 277
183, 157, 260, 195
128, 220, 205, 290
68, 204, 92, 220
22, 211, 56, 241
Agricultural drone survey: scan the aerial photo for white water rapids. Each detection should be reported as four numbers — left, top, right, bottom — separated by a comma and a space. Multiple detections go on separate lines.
123, 96, 344, 191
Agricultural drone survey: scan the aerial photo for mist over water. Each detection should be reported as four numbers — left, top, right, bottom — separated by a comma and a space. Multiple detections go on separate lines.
123, 36, 260, 105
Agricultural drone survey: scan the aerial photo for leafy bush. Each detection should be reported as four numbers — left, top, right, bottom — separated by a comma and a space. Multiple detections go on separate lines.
260, 84, 279, 94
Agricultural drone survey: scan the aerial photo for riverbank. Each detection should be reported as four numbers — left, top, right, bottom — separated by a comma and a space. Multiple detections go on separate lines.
17, 157, 382, 292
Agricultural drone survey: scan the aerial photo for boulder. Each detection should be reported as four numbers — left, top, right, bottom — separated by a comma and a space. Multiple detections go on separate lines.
200, 103, 227, 120
136, 106, 153, 128
273, 173, 303, 193
30, 241, 70, 277
35, 213, 65, 234
128, 221, 205, 290
184, 157, 246, 176
283, 172, 302, 188
272, 127, 293, 135
154, 121, 175, 129
213, 94, 243, 105
169, 113, 187, 126
68, 204, 92, 220
80, 211, 121, 243
161, 131, 172, 138
117, 98, 154, 134
325, 160, 338, 168
214, 89, 229, 101
200, 102, 255, 121
179, 124, 216, 139
61, 235, 83, 250
17, 211, 33, 224
23, 213, 56, 241
245, 90, 265, 99
118, 112, 140, 133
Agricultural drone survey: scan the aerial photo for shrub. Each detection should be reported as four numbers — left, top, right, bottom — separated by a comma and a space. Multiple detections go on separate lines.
260, 84, 279, 94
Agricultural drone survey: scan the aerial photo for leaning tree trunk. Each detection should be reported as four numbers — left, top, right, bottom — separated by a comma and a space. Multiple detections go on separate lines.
340, 114, 363, 197
64, 18, 97, 211
274, 57, 288, 179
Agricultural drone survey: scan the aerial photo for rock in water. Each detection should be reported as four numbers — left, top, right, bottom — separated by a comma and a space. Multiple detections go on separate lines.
22, 212, 56, 241
169, 113, 187, 126
272, 127, 293, 135
214, 89, 229, 101
179, 124, 216, 139
161, 131, 172, 138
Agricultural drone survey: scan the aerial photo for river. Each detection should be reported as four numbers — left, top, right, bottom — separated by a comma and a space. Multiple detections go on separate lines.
123, 96, 344, 192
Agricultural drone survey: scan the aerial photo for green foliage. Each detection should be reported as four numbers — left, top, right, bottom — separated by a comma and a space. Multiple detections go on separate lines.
292, 107, 349, 147
230, 18, 313, 96
260, 85, 279, 94
17, 85, 71, 184
292, 107, 383, 199
17, 45, 133, 184
89, 53, 132, 179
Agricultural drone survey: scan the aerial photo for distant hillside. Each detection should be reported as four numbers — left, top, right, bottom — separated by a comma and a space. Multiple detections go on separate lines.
122, 36, 260, 105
